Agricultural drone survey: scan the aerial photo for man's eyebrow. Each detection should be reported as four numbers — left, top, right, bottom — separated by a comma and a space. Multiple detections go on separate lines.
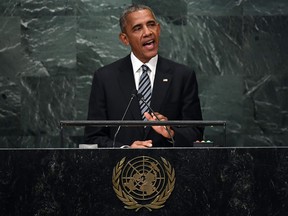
147, 20, 156, 24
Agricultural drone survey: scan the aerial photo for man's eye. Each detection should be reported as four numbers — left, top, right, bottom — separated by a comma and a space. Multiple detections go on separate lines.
133, 26, 141, 31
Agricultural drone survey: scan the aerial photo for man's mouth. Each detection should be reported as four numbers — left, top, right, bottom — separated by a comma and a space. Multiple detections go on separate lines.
143, 40, 155, 47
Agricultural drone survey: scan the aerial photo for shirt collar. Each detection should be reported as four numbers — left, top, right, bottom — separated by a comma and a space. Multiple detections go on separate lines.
130, 52, 158, 73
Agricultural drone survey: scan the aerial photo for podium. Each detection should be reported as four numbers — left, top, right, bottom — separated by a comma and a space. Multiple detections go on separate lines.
0, 147, 288, 215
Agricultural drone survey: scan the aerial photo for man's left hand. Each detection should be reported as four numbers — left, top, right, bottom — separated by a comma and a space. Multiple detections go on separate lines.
144, 112, 175, 139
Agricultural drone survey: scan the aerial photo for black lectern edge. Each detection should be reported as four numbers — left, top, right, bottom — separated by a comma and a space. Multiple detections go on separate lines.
59, 120, 226, 127
0, 146, 286, 151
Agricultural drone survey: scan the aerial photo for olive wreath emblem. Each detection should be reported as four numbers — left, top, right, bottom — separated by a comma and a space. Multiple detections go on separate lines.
112, 157, 175, 211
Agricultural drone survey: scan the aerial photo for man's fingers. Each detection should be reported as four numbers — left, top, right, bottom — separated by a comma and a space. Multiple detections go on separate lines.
131, 140, 152, 148
143, 141, 153, 148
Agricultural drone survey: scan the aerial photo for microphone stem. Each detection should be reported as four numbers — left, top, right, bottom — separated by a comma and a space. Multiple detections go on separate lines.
113, 94, 136, 148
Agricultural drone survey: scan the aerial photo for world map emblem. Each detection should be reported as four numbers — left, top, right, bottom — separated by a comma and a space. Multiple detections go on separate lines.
112, 156, 176, 211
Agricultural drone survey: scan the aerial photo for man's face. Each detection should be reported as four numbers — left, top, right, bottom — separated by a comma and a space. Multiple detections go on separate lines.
119, 9, 161, 63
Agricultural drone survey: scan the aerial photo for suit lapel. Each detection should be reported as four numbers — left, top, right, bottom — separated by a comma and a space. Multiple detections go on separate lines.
150, 56, 173, 113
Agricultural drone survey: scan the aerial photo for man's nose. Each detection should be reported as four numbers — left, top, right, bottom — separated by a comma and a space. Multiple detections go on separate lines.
143, 26, 152, 36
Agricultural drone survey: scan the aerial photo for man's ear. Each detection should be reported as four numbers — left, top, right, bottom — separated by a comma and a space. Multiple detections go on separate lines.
119, 33, 129, 45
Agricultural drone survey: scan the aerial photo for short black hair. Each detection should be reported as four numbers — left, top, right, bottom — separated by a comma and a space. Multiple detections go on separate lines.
119, 4, 157, 33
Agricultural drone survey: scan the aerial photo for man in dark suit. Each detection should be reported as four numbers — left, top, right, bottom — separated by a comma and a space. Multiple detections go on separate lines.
84, 4, 203, 148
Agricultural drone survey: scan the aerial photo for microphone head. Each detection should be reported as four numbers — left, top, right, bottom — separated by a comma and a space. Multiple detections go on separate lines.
137, 92, 143, 99
131, 89, 138, 97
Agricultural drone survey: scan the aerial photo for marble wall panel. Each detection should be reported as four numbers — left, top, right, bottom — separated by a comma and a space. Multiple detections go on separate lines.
77, 0, 131, 15
0, 17, 22, 77
244, 0, 288, 15
0, 0, 20, 16
0, 76, 21, 137
0, 17, 22, 138
21, 16, 77, 76
198, 75, 243, 146
186, 0, 243, 16
21, 77, 77, 134
21, 0, 76, 17
185, 16, 244, 76
76, 14, 128, 75
243, 16, 288, 76
243, 74, 288, 146
0, 135, 62, 148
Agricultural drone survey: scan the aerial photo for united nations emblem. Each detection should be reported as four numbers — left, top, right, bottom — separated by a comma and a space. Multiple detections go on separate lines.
112, 156, 175, 211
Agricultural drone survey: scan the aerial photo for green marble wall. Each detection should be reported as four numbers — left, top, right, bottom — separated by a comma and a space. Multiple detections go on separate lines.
0, 0, 287, 148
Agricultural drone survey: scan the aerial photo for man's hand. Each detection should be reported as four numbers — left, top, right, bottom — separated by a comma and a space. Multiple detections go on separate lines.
144, 112, 175, 139
130, 140, 153, 148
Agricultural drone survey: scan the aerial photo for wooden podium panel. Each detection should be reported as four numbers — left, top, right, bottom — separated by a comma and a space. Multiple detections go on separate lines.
0, 147, 288, 216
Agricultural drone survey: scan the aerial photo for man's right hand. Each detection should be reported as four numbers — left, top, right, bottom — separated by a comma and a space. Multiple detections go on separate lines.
130, 140, 153, 148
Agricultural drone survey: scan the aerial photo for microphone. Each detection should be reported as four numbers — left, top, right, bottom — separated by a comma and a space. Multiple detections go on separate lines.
112, 90, 138, 148
136, 92, 175, 147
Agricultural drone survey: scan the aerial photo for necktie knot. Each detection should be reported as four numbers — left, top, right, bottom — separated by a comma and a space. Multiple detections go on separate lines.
142, 64, 149, 73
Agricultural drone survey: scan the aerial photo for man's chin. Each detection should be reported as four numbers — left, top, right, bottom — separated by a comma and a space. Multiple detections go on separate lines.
144, 50, 158, 59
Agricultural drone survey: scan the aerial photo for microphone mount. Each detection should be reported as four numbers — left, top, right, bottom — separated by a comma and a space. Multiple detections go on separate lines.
136, 92, 176, 147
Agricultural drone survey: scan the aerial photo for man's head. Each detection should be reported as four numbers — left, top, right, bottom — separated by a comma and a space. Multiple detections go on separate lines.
119, 4, 161, 63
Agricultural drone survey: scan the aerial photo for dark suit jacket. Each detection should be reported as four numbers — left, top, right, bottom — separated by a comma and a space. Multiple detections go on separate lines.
84, 55, 203, 147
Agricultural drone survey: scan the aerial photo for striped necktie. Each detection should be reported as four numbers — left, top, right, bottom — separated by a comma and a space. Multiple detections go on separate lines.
138, 65, 151, 120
